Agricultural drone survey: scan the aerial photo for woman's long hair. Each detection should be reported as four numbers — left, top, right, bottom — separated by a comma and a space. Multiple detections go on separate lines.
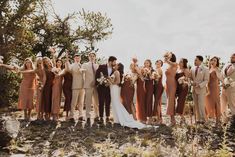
117, 63, 124, 86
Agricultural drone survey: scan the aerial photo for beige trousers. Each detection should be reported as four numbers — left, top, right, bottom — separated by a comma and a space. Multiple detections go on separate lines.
193, 92, 206, 121
84, 88, 99, 118
69, 89, 85, 119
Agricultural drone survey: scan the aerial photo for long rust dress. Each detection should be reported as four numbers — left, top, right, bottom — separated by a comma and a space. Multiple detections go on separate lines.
42, 70, 55, 114
18, 72, 36, 110
153, 76, 164, 118
136, 77, 147, 121
121, 78, 135, 114
165, 67, 177, 116
51, 71, 63, 115
205, 71, 221, 118
145, 78, 154, 118
175, 72, 188, 115
63, 72, 73, 112
35, 69, 45, 113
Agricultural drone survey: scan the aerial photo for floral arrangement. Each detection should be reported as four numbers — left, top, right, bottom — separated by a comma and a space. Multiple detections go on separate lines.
223, 77, 235, 89
178, 76, 189, 87
163, 52, 172, 60
97, 72, 111, 87
121, 73, 138, 86
151, 71, 161, 82
0, 56, 3, 64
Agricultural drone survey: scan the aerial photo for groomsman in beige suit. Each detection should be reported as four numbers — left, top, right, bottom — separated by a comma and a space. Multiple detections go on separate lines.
82, 52, 99, 123
65, 53, 85, 121
190, 55, 209, 124
222, 53, 235, 122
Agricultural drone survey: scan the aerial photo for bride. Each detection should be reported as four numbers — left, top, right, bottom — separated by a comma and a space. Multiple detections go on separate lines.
109, 63, 151, 129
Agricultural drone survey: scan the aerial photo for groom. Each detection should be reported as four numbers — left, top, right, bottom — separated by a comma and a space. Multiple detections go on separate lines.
95, 56, 117, 123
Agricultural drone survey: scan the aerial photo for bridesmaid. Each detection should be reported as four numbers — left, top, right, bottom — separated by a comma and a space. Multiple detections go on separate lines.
35, 57, 46, 120
135, 61, 147, 123
164, 52, 178, 126
143, 59, 154, 124
205, 56, 222, 124
42, 57, 55, 120
175, 58, 190, 124
51, 59, 64, 121
152, 60, 164, 124
0, 58, 36, 120
62, 70, 73, 120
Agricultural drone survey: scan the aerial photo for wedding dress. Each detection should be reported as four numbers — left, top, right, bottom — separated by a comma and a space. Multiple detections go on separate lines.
110, 84, 149, 129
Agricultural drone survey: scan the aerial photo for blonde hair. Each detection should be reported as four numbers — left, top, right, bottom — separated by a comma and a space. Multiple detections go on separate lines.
22, 58, 34, 70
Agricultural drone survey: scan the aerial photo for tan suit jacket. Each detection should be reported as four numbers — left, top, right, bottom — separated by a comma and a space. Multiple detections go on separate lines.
191, 65, 209, 94
82, 62, 98, 89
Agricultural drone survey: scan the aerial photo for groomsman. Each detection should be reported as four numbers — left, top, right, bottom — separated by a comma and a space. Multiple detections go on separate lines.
190, 55, 209, 124
222, 53, 235, 121
82, 52, 99, 123
65, 53, 84, 121
95, 56, 117, 123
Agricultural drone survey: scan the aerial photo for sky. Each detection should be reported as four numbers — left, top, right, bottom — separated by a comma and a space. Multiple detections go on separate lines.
52, 0, 235, 69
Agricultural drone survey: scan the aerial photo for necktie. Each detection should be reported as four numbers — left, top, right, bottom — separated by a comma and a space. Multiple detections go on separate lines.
92, 63, 95, 75
195, 66, 199, 77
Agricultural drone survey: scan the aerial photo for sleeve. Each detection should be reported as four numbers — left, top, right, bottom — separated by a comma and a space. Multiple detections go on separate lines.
95, 65, 101, 86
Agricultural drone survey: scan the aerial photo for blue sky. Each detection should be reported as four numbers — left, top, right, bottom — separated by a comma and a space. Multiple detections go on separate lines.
52, 0, 235, 69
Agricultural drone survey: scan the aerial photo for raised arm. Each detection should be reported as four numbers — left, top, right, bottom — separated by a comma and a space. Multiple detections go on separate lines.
0, 64, 17, 71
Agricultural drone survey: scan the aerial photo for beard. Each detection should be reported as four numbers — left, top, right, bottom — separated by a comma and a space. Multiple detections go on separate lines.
231, 60, 235, 64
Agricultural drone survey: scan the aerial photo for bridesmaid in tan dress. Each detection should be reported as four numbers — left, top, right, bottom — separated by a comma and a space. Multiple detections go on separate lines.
175, 58, 190, 124
51, 59, 63, 121
35, 57, 46, 120
205, 56, 222, 124
164, 52, 177, 126
0, 58, 36, 120
152, 60, 164, 124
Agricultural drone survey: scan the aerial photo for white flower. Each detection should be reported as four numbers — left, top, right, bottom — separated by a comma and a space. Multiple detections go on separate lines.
0, 56, 4, 64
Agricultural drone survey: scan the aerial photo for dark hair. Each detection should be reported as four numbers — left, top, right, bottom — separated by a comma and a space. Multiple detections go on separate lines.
56, 59, 64, 69
196, 55, 203, 62
210, 56, 220, 67
144, 59, 152, 68
89, 52, 96, 56
156, 60, 163, 67
170, 53, 176, 62
181, 58, 188, 69
108, 56, 117, 62
117, 63, 124, 86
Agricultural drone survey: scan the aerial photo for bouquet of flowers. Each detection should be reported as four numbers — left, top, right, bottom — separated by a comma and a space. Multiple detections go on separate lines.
223, 77, 235, 89
37, 79, 43, 91
97, 72, 111, 87
121, 73, 137, 86
178, 76, 189, 87
143, 68, 152, 80
163, 52, 172, 60
0, 56, 3, 64
151, 71, 161, 82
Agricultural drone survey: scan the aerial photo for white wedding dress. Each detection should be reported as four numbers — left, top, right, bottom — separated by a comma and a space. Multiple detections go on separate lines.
110, 84, 149, 129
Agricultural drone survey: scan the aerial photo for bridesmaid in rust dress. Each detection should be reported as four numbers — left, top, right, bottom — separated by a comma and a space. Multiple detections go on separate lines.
164, 52, 177, 126
143, 59, 154, 124
42, 57, 55, 120
35, 57, 46, 120
63, 71, 73, 119
121, 73, 135, 115
152, 60, 164, 124
175, 58, 190, 124
18, 59, 36, 120
51, 59, 64, 121
205, 56, 222, 124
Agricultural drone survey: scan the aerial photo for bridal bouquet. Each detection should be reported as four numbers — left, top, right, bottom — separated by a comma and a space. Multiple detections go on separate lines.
151, 71, 161, 82
163, 52, 172, 60
223, 77, 235, 89
178, 76, 189, 87
121, 73, 137, 86
143, 68, 152, 80
0, 56, 3, 64
97, 72, 111, 87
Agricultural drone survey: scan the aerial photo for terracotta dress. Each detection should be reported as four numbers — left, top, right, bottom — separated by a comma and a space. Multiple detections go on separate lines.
136, 77, 147, 121
18, 72, 36, 110
42, 70, 55, 114
153, 76, 164, 118
63, 72, 73, 112
175, 72, 188, 115
35, 69, 45, 113
52, 72, 63, 114
121, 79, 135, 114
205, 71, 221, 118
165, 67, 177, 116
145, 78, 154, 118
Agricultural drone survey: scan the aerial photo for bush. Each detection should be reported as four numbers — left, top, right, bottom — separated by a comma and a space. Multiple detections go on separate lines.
0, 68, 21, 107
